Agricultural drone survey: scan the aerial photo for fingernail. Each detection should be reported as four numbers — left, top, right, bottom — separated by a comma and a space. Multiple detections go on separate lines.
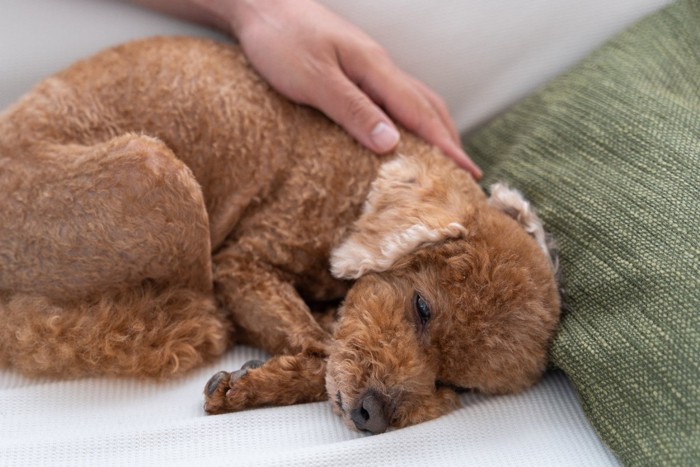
370, 122, 400, 153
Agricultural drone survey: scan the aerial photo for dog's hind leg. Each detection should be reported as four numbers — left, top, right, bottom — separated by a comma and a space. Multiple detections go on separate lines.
0, 287, 229, 378
0, 134, 230, 377
0, 134, 213, 299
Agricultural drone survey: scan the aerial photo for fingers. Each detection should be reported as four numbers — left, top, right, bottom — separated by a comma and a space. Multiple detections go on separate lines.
394, 76, 483, 180
312, 67, 482, 178
343, 50, 482, 179
408, 77, 460, 145
308, 69, 401, 154
228, 0, 482, 178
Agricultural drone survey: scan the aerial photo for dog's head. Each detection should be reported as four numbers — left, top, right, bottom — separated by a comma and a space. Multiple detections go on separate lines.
326, 151, 561, 433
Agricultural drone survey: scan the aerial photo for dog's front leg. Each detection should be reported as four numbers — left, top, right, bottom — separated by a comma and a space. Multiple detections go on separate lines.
205, 248, 332, 413
203, 354, 326, 414
212, 247, 331, 357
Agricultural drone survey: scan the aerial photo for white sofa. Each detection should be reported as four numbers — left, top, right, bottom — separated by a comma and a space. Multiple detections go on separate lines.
0, 1, 668, 465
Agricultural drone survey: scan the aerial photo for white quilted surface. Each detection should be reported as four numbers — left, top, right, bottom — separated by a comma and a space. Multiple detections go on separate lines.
0, 348, 618, 466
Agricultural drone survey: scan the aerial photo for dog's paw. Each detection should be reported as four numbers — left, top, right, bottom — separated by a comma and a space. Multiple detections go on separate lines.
203, 360, 264, 414
203, 370, 233, 414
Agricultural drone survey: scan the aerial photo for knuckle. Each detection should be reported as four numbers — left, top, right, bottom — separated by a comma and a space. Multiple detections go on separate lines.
364, 43, 389, 61
343, 41, 390, 70
432, 94, 450, 112
343, 91, 373, 122
403, 98, 434, 129
413, 111, 446, 141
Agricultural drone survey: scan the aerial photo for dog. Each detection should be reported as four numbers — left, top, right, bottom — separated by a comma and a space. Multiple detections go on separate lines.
0, 37, 560, 433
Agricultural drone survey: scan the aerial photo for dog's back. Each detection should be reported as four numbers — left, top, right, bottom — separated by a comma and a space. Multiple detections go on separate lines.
1, 37, 385, 250
2, 37, 434, 301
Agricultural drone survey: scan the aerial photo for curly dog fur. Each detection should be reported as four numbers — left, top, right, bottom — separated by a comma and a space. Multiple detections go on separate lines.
0, 37, 560, 433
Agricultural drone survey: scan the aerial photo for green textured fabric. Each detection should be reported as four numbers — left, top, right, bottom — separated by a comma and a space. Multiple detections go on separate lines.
465, 1, 699, 464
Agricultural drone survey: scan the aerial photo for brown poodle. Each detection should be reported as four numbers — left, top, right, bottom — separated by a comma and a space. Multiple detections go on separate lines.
0, 37, 560, 433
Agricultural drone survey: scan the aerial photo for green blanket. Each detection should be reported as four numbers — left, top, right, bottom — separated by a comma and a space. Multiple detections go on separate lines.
465, 1, 699, 464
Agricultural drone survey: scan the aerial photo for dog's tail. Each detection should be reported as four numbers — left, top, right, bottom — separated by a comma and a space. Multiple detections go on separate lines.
0, 287, 231, 379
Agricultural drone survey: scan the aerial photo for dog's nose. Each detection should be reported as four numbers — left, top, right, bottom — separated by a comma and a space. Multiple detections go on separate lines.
350, 390, 390, 434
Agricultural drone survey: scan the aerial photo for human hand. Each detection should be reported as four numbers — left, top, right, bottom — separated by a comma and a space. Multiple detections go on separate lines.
222, 0, 482, 179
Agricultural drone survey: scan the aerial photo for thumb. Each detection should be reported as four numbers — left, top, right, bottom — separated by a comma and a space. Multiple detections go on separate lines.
310, 73, 400, 154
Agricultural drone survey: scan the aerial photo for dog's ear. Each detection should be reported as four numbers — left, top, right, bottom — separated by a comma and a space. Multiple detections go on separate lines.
487, 183, 555, 267
330, 155, 475, 279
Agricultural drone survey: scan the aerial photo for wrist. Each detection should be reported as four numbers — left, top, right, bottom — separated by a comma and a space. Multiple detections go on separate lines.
186, 0, 239, 36
225, 0, 259, 38
192, 0, 269, 39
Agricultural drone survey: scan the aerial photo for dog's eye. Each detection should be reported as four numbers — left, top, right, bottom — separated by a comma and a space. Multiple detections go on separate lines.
414, 293, 431, 326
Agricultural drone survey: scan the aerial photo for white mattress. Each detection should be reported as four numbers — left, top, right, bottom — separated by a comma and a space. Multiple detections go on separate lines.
0, 0, 668, 464
1, 348, 618, 466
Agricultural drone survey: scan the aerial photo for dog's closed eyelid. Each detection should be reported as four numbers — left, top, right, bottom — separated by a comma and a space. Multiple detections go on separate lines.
410, 292, 432, 337
414, 294, 431, 324
435, 380, 472, 393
